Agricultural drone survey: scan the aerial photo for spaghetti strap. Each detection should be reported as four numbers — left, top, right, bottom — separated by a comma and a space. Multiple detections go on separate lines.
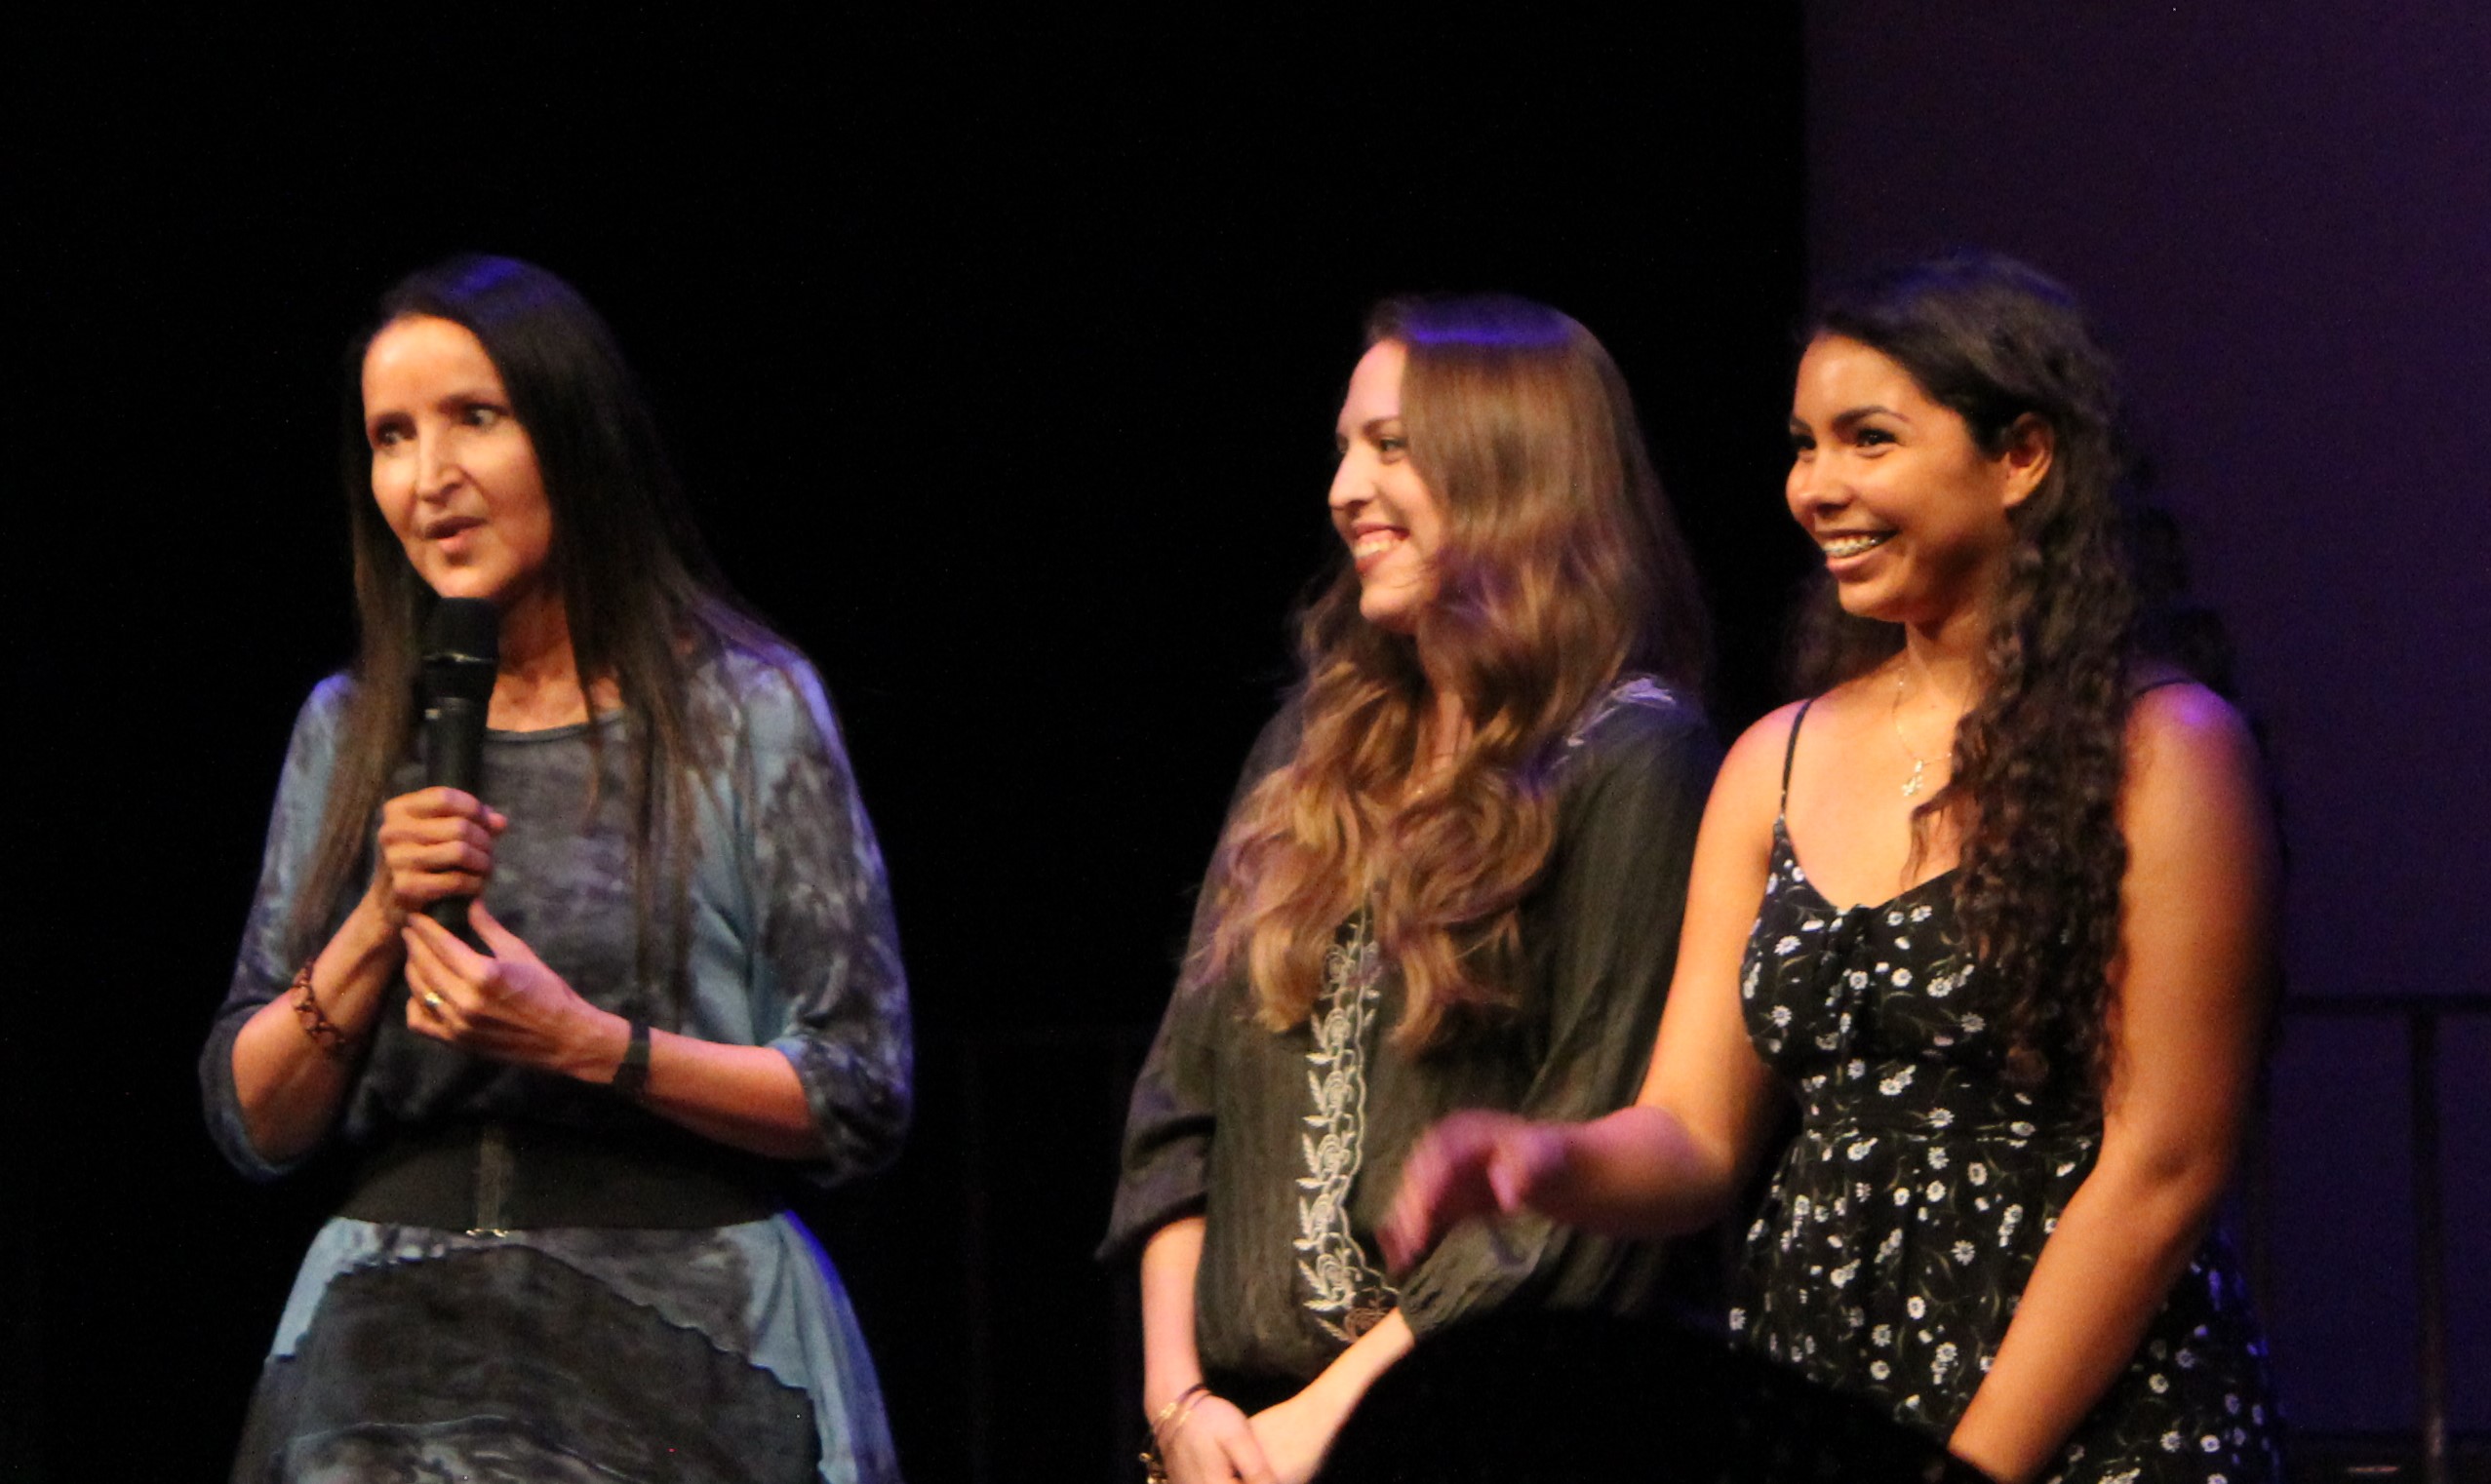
2130, 676, 2193, 699
1779, 698, 1816, 813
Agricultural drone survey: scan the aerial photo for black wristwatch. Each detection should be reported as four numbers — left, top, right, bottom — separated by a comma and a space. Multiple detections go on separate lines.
612, 1019, 652, 1099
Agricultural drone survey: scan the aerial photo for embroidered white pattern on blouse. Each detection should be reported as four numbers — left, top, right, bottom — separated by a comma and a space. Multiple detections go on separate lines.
1293, 911, 1398, 1341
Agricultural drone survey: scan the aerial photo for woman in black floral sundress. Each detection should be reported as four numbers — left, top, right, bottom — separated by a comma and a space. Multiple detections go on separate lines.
1387, 253, 2281, 1484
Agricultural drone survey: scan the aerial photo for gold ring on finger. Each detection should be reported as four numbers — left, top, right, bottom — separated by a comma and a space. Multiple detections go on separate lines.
422, 991, 446, 1013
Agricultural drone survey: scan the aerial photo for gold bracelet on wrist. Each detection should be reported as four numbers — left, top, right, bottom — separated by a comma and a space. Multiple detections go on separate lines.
1140, 1383, 1212, 1481
1147, 1382, 1209, 1437
289, 961, 359, 1060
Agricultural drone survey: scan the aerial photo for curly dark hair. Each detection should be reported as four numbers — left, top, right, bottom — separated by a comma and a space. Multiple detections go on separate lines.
1794, 252, 2147, 1092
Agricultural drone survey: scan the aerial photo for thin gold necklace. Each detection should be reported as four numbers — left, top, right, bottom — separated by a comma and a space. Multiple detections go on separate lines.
1890, 666, 1938, 799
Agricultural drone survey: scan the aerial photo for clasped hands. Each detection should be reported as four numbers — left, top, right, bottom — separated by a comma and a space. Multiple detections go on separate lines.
370, 785, 618, 1075
1155, 1389, 1333, 1484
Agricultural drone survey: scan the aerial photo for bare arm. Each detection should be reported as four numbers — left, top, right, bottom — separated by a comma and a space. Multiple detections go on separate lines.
1247, 1309, 1413, 1484
1946, 687, 2276, 1484
1133, 1217, 1411, 1484
1382, 709, 1791, 1261
1140, 1218, 1275, 1484
226, 786, 504, 1165
227, 890, 402, 1165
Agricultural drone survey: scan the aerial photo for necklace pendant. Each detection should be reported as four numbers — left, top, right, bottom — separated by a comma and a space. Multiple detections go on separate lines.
1900, 760, 1926, 799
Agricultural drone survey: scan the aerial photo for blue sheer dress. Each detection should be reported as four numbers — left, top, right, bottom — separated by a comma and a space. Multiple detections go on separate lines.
201, 639, 910, 1484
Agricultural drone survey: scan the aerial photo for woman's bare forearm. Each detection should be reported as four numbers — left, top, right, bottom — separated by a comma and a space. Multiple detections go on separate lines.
228, 890, 403, 1164
1141, 1216, 1211, 1412
1531, 1103, 1747, 1237
1947, 1149, 2227, 1482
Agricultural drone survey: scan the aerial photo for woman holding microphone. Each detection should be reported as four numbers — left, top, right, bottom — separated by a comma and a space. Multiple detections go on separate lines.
203, 255, 908, 1484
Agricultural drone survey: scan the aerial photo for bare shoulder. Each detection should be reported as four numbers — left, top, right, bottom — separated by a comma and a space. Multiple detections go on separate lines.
2122, 681, 2273, 850
1725, 700, 1810, 781
1708, 701, 1809, 828
2126, 682, 2263, 791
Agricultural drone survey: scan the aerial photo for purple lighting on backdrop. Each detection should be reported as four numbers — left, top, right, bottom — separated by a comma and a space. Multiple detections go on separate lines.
1804, 1, 2491, 1440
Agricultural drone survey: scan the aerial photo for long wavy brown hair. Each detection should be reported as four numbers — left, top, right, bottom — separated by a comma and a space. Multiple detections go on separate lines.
289, 255, 769, 1006
1792, 252, 2154, 1092
1191, 295, 1706, 1049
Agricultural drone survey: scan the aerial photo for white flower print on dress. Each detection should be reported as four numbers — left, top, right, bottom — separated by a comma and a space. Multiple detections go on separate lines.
1732, 777, 2277, 1478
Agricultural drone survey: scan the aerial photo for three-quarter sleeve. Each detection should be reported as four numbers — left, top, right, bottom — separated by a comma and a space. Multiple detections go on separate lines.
741, 658, 914, 1188
1099, 947, 1224, 1262
199, 676, 354, 1182
1100, 707, 1303, 1265
1396, 692, 1721, 1337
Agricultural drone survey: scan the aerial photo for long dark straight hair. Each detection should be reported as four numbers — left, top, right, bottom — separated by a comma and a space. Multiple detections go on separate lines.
290, 254, 763, 1000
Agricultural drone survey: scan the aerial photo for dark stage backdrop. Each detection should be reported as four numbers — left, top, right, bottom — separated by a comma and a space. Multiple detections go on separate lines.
24, 10, 2474, 1481
1804, 0, 2491, 1445
11, 14, 1808, 1481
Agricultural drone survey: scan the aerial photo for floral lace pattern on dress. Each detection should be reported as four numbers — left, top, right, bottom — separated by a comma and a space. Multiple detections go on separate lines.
1293, 911, 1400, 1341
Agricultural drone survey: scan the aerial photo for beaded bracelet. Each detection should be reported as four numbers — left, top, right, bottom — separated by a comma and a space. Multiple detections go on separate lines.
289, 961, 359, 1060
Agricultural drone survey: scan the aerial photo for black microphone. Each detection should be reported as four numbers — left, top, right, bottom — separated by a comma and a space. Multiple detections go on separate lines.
419, 598, 500, 938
